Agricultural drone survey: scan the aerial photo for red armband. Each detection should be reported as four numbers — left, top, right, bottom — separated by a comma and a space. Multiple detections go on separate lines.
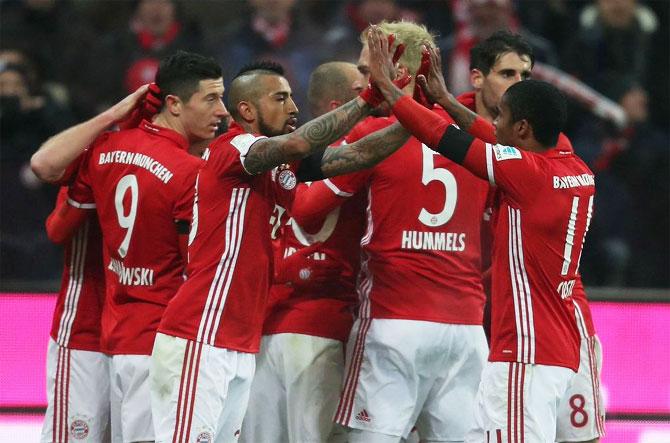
391, 95, 449, 148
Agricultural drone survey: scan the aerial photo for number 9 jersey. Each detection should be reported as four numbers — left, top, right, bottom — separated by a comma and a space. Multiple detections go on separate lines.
67, 121, 204, 355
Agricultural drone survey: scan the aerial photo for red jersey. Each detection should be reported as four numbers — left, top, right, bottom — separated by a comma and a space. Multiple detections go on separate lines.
263, 181, 365, 342
461, 139, 594, 371
50, 187, 105, 352
326, 113, 489, 324
158, 122, 295, 353
572, 278, 596, 338
68, 121, 203, 354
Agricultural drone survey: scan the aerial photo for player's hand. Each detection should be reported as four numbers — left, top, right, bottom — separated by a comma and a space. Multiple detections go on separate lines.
116, 83, 163, 130
415, 44, 450, 106
413, 47, 434, 108
360, 29, 407, 107
276, 243, 343, 292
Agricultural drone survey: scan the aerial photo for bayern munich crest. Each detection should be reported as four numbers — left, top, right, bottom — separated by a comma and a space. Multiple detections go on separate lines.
196, 431, 213, 443
278, 169, 297, 190
70, 419, 90, 440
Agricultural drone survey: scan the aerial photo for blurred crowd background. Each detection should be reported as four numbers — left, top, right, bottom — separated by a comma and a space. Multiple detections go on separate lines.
0, 0, 668, 290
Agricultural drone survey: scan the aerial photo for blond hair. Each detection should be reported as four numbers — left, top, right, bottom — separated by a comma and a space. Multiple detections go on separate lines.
360, 20, 436, 75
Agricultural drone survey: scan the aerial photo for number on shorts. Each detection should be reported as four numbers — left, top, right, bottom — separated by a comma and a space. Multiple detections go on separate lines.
418, 144, 457, 227
114, 174, 139, 258
569, 394, 588, 427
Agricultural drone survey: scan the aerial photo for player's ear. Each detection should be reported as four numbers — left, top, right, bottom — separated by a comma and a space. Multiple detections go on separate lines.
237, 101, 256, 123
516, 119, 532, 140
164, 95, 181, 116
470, 69, 484, 90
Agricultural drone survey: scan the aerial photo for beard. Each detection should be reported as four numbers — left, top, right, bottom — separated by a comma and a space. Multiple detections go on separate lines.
258, 113, 288, 137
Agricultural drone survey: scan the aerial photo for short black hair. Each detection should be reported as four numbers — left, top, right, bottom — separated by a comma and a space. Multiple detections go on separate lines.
470, 30, 534, 74
234, 60, 285, 79
503, 79, 567, 147
228, 60, 286, 120
155, 50, 222, 103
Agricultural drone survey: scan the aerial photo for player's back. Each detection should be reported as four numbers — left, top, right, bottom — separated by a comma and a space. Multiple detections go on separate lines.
331, 113, 489, 324
50, 187, 105, 351
69, 121, 203, 353
484, 142, 595, 370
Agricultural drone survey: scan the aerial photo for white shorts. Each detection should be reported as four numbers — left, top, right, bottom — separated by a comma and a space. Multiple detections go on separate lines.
110, 354, 153, 443
240, 333, 346, 443
150, 333, 255, 443
335, 318, 488, 440
466, 362, 574, 443
41, 338, 111, 443
556, 335, 605, 441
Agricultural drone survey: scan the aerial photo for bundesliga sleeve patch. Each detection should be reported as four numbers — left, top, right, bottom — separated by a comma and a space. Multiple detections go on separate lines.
493, 145, 522, 161
230, 133, 266, 155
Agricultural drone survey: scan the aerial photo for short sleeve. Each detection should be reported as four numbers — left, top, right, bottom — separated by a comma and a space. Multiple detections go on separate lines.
230, 133, 267, 175
206, 134, 267, 178
462, 140, 545, 203
67, 149, 96, 209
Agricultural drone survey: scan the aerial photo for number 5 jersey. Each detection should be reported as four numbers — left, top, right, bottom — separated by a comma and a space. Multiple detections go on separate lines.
323, 113, 490, 325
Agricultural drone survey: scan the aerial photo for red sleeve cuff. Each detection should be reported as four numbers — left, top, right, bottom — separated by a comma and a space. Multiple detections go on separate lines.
392, 95, 449, 148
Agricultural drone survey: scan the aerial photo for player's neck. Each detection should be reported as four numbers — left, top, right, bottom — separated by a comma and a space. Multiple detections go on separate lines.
153, 113, 187, 138
235, 119, 258, 135
474, 93, 495, 123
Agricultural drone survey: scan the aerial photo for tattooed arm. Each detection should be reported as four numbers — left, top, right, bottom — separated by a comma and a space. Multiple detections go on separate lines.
319, 122, 409, 177
243, 97, 370, 175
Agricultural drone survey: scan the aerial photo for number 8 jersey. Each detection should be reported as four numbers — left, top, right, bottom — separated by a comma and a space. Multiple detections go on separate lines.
326, 113, 490, 325
68, 121, 204, 355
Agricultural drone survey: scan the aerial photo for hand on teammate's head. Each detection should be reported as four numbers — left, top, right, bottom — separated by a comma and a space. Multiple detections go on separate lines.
413, 46, 434, 109
359, 27, 410, 107
415, 44, 450, 106
117, 83, 163, 130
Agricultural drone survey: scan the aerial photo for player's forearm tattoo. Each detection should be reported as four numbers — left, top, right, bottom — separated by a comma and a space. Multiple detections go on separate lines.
377, 81, 405, 107
298, 98, 369, 147
244, 98, 370, 174
320, 123, 410, 177
244, 141, 292, 175
439, 95, 478, 131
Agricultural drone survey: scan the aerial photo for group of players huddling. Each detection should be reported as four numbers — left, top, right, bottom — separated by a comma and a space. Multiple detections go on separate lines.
31, 19, 604, 443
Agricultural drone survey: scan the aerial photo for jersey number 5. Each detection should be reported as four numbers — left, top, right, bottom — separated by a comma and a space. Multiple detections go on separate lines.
418, 144, 457, 227
114, 174, 139, 258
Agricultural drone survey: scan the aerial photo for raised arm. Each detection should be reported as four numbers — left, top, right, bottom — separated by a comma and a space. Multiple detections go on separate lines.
46, 189, 91, 244
319, 122, 409, 177
243, 96, 372, 175
367, 27, 494, 142
31, 84, 149, 183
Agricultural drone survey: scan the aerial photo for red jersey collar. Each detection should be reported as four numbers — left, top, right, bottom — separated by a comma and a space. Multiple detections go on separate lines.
227, 121, 246, 136
227, 120, 267, 138
139, 119, 190, 151
544, 133, 575, 158
457, 91, 477, 112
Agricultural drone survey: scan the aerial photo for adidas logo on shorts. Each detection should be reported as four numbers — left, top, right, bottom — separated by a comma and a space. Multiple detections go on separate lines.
355, 409, 371, 422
